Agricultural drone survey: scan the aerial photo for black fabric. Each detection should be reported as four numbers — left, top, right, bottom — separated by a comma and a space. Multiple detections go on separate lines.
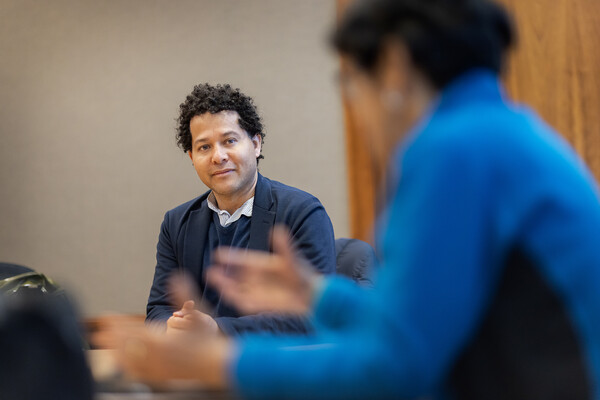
211, 213, 251, 249
449, 248, 591, 400
0, 290, 93, 400
334, 238, 377, 287
201, 214, 251, 318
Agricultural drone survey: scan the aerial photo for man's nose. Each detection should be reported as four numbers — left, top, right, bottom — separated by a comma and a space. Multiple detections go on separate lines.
211, 145, 228, 164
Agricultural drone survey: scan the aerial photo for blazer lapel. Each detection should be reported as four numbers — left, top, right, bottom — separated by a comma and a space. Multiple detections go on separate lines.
247, 174, 275, 251
183, 203, 212, 280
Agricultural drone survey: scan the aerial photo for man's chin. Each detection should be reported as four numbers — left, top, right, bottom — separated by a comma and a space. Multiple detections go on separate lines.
209, 184, 236, 197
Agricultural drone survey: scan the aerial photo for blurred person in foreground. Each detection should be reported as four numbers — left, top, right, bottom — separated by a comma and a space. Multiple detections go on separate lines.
110, 0, 600, 398
145, 83, 336, 336
0, 273, 93, 400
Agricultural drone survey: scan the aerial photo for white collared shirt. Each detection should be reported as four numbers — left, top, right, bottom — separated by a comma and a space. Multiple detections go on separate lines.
206, 192, 254, 227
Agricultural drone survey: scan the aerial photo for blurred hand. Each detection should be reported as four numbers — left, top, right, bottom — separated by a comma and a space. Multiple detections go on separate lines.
107, 322, 233, 388
88, 314, 148, 349
206, 226, 323, 315
166, 300, 220, 336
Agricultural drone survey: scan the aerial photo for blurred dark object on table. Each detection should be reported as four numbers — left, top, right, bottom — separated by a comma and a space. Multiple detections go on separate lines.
0, 263, 63, 297
0, 262, 34, 280
0, 263, 93, 400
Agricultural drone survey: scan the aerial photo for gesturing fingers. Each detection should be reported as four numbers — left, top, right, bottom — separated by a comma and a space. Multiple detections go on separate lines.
168, 273, 199, 309
206, 226, 318, 314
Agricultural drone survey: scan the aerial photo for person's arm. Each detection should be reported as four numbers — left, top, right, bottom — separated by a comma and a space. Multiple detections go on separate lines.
116, 135, 503, 398
146, 212, 178, 322
216, 314, 313, 336
287, 198, 337, 275
233, 137, 503, 399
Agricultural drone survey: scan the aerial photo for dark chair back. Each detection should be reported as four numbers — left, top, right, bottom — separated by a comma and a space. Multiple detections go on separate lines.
335, 238, 377, 287
0, 292, 93, 400
0, 263, 93, 400
0, 263, 60, 296
0, 263, 34, 280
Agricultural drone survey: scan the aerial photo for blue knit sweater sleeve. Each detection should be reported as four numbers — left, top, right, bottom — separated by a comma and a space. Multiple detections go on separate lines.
232, 123, 500, 399
230, 71, 600, 399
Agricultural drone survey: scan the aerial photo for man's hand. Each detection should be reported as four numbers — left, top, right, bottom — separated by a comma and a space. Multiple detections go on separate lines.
165, 273, 220, 335
166, 300, 220, 335
206, 226, 323, 315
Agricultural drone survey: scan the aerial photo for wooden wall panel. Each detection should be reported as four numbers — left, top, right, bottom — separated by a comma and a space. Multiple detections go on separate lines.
337, 0, 377, 244
339, 0, 600, 242
341, 86, 377, 243
498, 0, 600, 179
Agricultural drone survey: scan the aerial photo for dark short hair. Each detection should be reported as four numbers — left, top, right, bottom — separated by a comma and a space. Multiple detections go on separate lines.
332, 0, 514, 88
176, 83, 265, 161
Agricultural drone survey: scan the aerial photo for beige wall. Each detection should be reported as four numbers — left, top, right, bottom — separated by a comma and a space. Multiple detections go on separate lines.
0, 0, 348, 315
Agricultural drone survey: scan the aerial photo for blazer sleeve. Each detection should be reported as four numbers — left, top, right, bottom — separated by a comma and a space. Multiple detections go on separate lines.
146, 212, 178, 322
215, 196, 336, 336
288, 197, 336, 275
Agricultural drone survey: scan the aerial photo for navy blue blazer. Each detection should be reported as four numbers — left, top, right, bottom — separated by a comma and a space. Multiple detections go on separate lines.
146, 173, 336, 335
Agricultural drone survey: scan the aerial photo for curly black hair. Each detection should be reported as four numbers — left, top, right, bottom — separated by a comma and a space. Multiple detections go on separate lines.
176, 83, 265, 162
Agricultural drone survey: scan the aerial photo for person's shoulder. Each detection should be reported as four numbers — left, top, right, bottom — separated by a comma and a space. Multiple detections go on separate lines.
413, 99, 536, 162
262, 175, 321, 205
259, 175, 333, 232
163, 191, 210, 220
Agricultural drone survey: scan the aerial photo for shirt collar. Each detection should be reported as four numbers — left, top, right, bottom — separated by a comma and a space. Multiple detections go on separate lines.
206, 192, 254, 227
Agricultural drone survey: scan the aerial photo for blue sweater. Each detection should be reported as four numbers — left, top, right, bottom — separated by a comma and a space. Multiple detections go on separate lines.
233, 70, 600, 399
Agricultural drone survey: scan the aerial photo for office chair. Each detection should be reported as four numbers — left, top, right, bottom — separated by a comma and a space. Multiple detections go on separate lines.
0, 263, 61, 296
335, 238, 377, 287
0, 262, 34, 280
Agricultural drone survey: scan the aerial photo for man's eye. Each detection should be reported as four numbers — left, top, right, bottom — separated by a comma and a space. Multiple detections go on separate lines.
199, 145, 210, 151
225, 138, 237, 145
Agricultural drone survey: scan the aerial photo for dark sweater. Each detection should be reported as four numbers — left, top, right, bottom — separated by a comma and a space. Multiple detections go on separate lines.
199, 213, 251, 321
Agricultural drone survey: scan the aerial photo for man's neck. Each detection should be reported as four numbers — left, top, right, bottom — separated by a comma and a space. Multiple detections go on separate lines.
212, 174, 258, 214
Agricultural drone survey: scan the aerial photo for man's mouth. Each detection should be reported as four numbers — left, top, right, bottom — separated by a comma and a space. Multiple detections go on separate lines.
213, 169, 233, 176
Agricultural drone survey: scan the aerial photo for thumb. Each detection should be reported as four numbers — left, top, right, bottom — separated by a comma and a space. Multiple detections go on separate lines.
182, 300, 195, 313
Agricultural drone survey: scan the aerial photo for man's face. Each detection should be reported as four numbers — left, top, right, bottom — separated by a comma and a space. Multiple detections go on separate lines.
188, 111, 261, 203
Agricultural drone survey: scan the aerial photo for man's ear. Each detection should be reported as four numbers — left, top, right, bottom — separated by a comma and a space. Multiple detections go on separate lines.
252, 135, 262, 158
188, 151, 193, 162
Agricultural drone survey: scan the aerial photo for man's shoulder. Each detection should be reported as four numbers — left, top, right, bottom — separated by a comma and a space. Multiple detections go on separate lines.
164, 191, 210, 220
260, 175, 321, 206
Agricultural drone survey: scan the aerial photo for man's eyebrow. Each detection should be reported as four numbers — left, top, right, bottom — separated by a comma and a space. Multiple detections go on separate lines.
193, 131, 241, 145
193, 137, 209, 145
221, 131, 241, 137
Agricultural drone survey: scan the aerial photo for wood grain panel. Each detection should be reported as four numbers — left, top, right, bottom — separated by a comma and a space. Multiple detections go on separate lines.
337, 0, 377, 244
498, 0, 600, 179
338, 0, 600, 242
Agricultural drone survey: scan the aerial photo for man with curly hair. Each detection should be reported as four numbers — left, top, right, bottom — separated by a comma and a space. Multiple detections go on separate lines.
145, 83, 336, 336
